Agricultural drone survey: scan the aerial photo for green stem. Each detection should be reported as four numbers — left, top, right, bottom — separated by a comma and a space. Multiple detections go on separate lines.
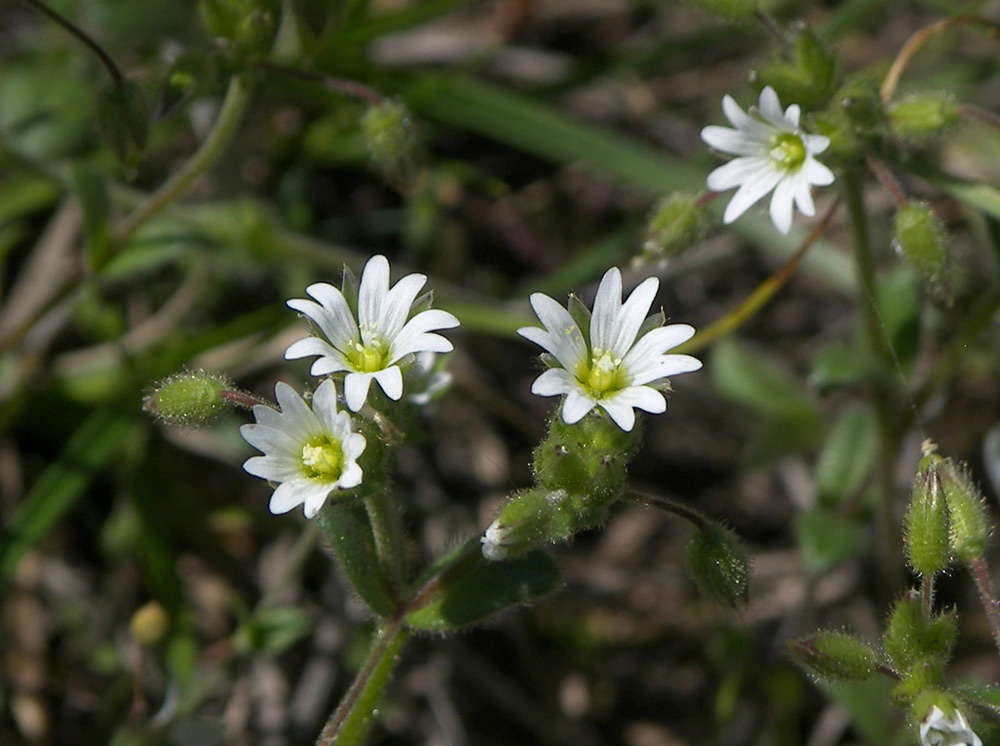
315, 619, 409, 746
364, 490, 408, 603
843, 169, 903, 598
111, 74, 255, 247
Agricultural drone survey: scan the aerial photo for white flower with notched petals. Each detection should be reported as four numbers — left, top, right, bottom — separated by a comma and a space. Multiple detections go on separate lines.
920, 705, 982, 746
240, 379, 366, 519
701, 85, 835, 234
285, 255, 460, 412
518, 267, 702, 432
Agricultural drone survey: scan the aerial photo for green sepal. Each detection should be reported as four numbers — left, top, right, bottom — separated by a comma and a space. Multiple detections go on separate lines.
533, 409, 640, 499
935, 457, 991, 563
788, 631, 879, 683
952, 683, 1000, 718
567, 293, 592, 342
890, 660, 945, 708
685, 523, 749, 609
406, 541, 559, 631
316, 501, 398, 617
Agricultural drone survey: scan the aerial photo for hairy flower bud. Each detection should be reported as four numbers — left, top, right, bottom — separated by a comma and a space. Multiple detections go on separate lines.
144, 370, 241, 427
928, 456, 992, 563
889, 93, 958, 141
685, 523, 749, 609
533, 409, 640, 501
481, 487, 608, 560
904, 463, 951, 577
199, 0, 279, 61
883, 595, 956, 674
894, 202, 950, 298
639, 193, 710, 266
754, 23, 838, 112
361, 100, 423, 191
788, 631, 878, 683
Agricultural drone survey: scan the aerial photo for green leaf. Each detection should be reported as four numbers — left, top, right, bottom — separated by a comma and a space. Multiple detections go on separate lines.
316, 501, 397, 618
406, 543, 559, 631
815, 406, 878, 506
795, 508, 866, 572
875, 266, 921, 376
809, 342, 890, 393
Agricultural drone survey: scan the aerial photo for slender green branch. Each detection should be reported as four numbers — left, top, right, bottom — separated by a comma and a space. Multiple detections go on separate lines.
843, 169, 903, 598
629, 489, 710, 531
18, 0, 124, 88
259, 63, 382, 105
315, 619, 408, 746
112, 74, 255, 247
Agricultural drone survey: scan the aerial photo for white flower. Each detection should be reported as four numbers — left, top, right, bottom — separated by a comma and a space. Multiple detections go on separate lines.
701, 85, 835, 234
518, 267, 702, 431
240, 379, 366, 519
285, 254, 460, 412
920, 705, 982, 746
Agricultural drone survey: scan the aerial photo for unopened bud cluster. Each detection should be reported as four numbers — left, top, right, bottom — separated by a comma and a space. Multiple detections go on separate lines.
904, 444, 991, 572
482, 410, 639, 560
893, 203, 950, 299
361, 100, 424, 191
639, 193, 710, 266
144, 370, 244, 427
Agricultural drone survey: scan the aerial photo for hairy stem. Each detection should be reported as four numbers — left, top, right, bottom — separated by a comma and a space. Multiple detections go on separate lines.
112, 74, 254, 247
364, 489, 408, 602
315, 619, 408, 746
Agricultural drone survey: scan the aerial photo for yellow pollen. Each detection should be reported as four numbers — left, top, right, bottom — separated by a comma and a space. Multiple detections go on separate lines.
769, 132, 806, 171
301, 440, 343, 479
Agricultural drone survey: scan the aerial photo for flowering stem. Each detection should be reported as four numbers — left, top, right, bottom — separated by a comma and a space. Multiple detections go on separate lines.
315, 618, 408, 746
968, 557, 1000, 656
629, 489, 709, 531
112, 74, 255, 247
843, 169, 903, 598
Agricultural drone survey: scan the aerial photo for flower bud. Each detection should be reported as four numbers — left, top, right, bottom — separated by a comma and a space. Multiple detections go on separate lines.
753, 23, 838, 112
482, 487, 609, 560
533, 409, 640, 501
893, 202, 950, 298
638, 193, 710, 267
96, 82, 149, 167
788, 631, 878, 683
144, 370, 238, 427
199, 0, 279, 62
684, 523, 749, 609
888, 93, 958, 141
883, 595, 956, 674
904, 463, 951, 577
936, 457, 991, 563
130, 601, 169, 647
361, 100, 423, 191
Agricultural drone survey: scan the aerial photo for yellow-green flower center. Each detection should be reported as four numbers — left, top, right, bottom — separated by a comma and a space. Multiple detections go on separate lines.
346, 336, 388, 373
769, 132, 806, 171
301, 437, 344, 480
578, 350, 625, 399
